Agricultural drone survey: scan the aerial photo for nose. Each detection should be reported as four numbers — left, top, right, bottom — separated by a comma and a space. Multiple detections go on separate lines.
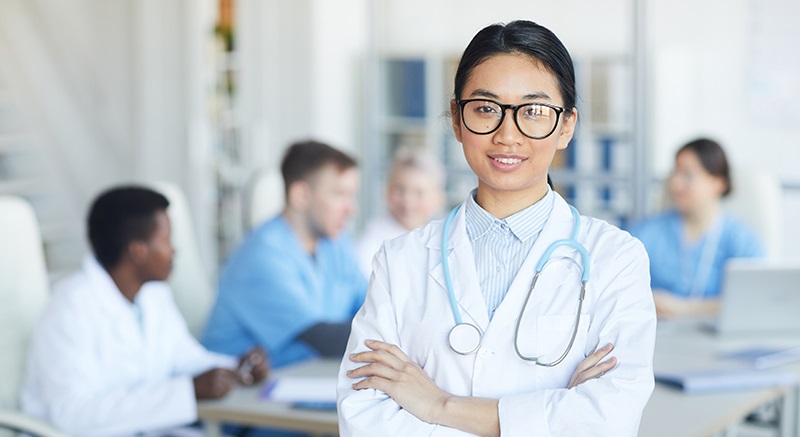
493, 107, 524, 144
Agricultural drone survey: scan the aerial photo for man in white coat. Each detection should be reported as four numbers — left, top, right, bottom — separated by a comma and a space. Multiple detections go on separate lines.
21, 186, 268, 437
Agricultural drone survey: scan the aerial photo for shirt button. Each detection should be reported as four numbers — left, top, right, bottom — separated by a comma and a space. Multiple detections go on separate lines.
496, 266, 500, 272
500, 223, 507, 229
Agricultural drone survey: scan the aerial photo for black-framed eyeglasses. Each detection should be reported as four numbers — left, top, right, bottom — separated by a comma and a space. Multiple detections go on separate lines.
457, 99, 565, 140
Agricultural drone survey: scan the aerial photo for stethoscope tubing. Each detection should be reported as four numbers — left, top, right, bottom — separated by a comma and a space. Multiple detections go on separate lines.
442, 202, 590, 366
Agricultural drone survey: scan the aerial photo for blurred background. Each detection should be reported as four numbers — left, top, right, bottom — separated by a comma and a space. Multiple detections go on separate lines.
0, 0, 798, 282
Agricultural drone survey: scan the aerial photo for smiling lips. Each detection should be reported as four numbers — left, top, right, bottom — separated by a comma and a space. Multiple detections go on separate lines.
490, 154, 526, 169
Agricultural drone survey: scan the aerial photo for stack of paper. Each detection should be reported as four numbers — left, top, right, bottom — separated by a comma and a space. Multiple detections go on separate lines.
720, 346, 800, 369
261, 376, 338, 402
655, 368, 797, 393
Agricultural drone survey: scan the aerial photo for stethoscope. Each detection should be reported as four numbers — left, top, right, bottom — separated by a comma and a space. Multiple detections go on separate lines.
443, 203, 590, 366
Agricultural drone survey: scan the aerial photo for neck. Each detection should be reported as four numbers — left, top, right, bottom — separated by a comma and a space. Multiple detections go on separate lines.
108, 263, 145, 303
282, 209, 318, 255
475, 182, 548, 220
682, 201, 722, 241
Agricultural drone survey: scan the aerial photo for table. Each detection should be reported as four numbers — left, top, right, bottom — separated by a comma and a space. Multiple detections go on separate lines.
199, 320, 800, 437
198, 359, 340, 437
639, 318, 800, 437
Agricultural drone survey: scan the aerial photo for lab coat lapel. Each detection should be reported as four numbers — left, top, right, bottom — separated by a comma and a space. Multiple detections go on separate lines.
85, 256, 145, 350
490, 194, 577, 331
428, 203, 491, 332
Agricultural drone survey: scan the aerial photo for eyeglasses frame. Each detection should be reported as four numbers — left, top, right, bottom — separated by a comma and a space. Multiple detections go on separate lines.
457, 98, 566, 140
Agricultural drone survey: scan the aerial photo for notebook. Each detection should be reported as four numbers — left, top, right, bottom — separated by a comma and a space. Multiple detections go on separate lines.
715, 260, 800, 336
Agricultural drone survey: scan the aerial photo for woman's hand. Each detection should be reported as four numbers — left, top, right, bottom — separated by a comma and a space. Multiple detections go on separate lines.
347, 339, 449, 424
568, 343, 617, 389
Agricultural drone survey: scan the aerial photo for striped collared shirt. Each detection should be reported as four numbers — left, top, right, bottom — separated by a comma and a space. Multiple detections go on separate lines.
464, 188, 554, 319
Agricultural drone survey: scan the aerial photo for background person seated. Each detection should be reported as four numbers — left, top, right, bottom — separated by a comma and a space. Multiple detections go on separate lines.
20, 186, 267, 437
357, 147, 446, 276
203, 140, 367, 368
629, 138, 764, 319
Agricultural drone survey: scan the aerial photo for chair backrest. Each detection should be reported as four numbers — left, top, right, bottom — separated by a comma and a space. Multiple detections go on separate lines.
150, 181, 213, 338
245, 169, 284, 231
722, 167, 783, 258
0, 196, 49, 410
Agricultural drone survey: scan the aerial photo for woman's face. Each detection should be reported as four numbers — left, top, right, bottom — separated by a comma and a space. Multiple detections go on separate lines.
668, 150, 726, 214
451, 53, 576, 203
387, 168, 444, 231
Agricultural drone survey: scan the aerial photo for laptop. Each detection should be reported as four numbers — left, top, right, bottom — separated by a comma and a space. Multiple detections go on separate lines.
715, 259, 800, 336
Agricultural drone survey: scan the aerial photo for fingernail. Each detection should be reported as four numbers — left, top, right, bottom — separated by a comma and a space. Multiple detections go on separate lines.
606, 343, 613, 350
349, 353, 356, 359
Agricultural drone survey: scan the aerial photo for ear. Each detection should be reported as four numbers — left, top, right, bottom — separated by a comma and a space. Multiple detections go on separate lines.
713, 175, 728, 197
450, 99, 463, 143
127, 240, 149, 266
556, 108, 578, 151
287, 180, 311, 211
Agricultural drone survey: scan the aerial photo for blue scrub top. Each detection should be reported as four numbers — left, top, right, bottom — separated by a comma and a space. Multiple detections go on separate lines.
202, 215, 368, 368
629, 211, 764, 298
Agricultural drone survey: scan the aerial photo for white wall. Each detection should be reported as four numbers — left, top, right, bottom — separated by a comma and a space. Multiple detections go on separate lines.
236, 0, 368, 171
0, 0, 219, 272
377, 0, 632, 57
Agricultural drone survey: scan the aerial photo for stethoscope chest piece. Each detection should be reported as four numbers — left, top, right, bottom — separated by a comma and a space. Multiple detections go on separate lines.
448, 323, 482, 355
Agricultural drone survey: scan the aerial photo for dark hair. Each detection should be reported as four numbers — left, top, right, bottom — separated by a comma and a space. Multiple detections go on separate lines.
453, 20, 577, 113
280, 140, 357, 198
677, 138, 732, 197
88, 186, 169, 270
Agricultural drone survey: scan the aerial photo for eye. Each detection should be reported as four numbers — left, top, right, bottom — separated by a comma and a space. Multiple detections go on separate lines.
465, 100, 501, 118
520, 104, 548, 120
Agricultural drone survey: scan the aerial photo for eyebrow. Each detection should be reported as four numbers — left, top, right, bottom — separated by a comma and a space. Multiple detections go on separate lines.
468, 88, 553, 102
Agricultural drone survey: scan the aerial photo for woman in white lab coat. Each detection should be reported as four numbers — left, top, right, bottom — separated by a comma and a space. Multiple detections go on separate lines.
338, 20, 656, 436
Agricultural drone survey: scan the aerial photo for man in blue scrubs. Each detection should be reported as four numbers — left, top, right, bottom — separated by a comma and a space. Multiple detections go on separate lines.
203, 140, 367, 368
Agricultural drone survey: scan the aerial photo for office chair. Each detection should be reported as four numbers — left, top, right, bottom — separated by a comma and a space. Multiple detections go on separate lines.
149, 181, 214, 339
722, 167, 783, 258
0, 196, 64, 437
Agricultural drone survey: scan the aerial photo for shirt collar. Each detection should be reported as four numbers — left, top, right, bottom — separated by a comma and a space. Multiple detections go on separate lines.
464, 188, 554, 243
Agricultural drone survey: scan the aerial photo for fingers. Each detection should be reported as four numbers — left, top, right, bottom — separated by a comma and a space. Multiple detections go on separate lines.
212, 369, 237, 396
347, 361, 402, 383
251, 361, 269, 383
349, 340, 410, 369
347, 340, 420, 391
575, 343, 613, 373
196, 368, 237, 399
569, 356, 618, 389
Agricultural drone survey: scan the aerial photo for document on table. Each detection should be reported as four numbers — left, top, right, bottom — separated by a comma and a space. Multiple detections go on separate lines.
261, 376, 338, 403
655, 368, 797, 394
720, 346, 800, 369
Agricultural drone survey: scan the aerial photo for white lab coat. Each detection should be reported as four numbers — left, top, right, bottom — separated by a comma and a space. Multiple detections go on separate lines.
20, 256, 237, 437
338, 193, 656, 436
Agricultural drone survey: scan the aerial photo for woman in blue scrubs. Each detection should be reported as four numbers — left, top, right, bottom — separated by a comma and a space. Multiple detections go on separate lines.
630, 138, 764, 319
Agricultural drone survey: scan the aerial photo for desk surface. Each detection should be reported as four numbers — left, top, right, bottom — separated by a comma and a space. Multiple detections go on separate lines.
197, 359, 340, 435
639, 318, 800, 437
